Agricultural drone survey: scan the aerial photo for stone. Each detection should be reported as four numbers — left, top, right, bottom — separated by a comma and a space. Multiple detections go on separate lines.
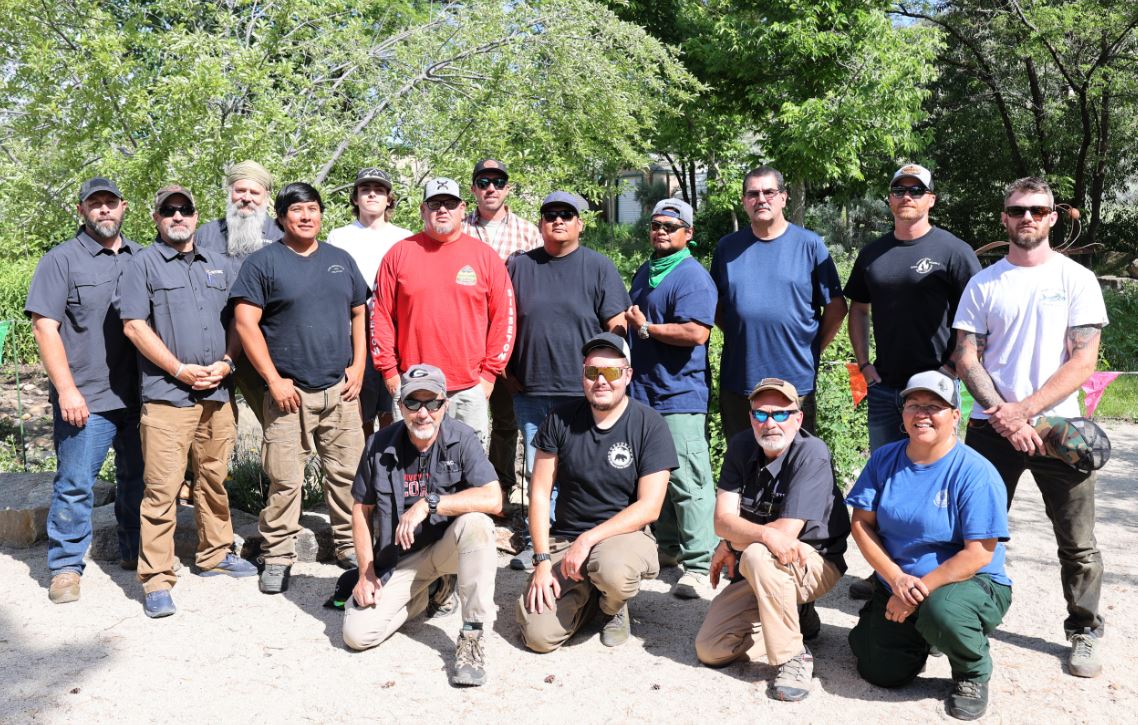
1128, 258, 1138, 279
89, 500, 261, 563
0, 472, 113, 548
236, 506, 333, 563
1098, 275, 1137, 291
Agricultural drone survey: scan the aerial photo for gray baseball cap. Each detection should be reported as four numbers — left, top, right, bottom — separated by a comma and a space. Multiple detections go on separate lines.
540, 191, 588, 214
153, 184, 196, 211
400, 364, 447, 398
652, 198, 693, 227
79, 177, 123, 202
891, 163, 934, 192
422, 178, 462, 202
581, 332, 630, 360
901, 370, 959, 408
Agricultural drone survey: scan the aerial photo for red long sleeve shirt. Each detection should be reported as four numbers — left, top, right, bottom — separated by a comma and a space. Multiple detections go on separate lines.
371, 231, 515, 390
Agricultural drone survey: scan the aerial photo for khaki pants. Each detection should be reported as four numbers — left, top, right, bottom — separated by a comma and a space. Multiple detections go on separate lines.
138, 400, 236, 593
515, 530, 659, 653
342, 513, 497, 650
695, 543, 841, 666
259, 380, 364, 564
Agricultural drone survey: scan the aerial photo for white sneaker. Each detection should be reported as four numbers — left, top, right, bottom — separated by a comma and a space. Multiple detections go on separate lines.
671, 570, 708, 599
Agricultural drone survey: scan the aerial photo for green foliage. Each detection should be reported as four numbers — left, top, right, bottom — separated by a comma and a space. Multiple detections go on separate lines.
225, 450, 325, 515
1101, 286, 1138, 371
0, 259, 37, 363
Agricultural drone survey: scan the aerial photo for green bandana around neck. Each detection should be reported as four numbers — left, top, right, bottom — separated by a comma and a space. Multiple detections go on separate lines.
648, 246, 691, 289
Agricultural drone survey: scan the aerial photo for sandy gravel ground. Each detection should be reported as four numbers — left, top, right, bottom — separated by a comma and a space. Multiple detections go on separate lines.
2, 423, 1135, 724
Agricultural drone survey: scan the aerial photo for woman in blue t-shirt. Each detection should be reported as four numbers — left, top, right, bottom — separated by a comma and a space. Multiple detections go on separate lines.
845, 370, 1012, 721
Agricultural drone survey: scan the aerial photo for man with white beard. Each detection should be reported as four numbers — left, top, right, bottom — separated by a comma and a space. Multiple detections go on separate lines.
195, 160, 282, 423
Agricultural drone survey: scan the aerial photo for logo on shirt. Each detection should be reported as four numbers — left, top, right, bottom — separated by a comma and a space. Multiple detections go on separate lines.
910, 258, 942, 275
607, 442, 633, 469
455, 265, 477, 286
328, 264, 345, 274
1040, 288, 1068, 305
933, 488, 949, 509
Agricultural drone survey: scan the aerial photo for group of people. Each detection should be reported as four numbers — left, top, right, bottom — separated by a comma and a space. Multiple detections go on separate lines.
25, 157, 1107, 717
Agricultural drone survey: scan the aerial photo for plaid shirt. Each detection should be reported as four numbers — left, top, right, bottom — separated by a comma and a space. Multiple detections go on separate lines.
462, 206, 542, 261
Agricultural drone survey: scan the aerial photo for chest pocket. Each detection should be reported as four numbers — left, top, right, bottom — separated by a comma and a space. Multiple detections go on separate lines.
204, 270, 228, 292
151, 280, 188, 311
69, 272, 114, 306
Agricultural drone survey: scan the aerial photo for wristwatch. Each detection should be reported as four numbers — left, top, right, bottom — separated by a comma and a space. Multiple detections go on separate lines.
532, 552, 552, 567
426, 492, 441, 515
637, 323, 651, 340
223, 356, 237, 375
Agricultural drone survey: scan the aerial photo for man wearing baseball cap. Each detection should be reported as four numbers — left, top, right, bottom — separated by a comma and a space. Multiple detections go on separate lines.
625, 197, 718, 598
25, 176, 144, 604
343, 364, 502, 687
517, 332, 677, 652
843, 163, 979, 600
695, 377, 849, 702
372, 178, 515, 451
327, 167, 412, 436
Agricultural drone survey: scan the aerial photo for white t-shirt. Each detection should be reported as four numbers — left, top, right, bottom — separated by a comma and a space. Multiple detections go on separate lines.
326, 220, 412, 292
953, 253, 1108, 419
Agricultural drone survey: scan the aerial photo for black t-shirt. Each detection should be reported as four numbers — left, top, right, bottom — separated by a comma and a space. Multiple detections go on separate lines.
718, 428, 849, 566
843, 227, 980, 387
536, 398, 678, 538
507, 246, 631, 395
229, 240, 368, 390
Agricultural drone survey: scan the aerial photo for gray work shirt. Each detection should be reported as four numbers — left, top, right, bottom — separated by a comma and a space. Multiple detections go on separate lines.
24, 227, 141, 413
196, 215, 283, 276
115, 239, 233, 407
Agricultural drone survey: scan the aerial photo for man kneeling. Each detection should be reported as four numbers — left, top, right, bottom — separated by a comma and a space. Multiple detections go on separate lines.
343, 364, 502, 687
695, 378, 850, 702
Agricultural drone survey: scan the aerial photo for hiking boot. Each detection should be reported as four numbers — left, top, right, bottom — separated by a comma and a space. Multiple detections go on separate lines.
259, 563, 291, 594
450, 628, 487, 686
768, 647, 814, 701
143, 589, 177, 619
947, 677, 988, 720
335, 551, 358, 570
1068, 631, 1103, 678
49, 572, 81, 604
671, 570, 707, 599
510, 546, 534, 572
799, 601, 820, 641
601, 604, 631, 647
427, 575, 459, 619
658, 550, 681, 568
849, 574, 875, 600
197, 553, 258, 578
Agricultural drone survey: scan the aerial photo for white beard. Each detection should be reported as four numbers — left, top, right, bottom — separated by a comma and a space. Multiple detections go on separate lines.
226, 202, 270, 256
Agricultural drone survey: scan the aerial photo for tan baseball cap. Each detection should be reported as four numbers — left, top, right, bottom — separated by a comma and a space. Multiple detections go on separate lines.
748, 378, 800, 405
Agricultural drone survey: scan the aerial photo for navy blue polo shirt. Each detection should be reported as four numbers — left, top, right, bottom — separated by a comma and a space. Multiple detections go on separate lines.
115, 240, 233, 407
25, 227, 141, 413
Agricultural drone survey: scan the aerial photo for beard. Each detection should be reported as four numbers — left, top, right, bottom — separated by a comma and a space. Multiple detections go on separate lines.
164, 226, 193, 243
427, 218, 457, 237
226, 200, 269, 255
407, 419, 439, 441
85, 218, 121, 240
758, 430, 789, 454
1009, 225, 1049, 250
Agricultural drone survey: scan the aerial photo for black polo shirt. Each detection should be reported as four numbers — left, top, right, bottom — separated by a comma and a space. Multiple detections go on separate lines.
24, 227, 141, 413
116, 239, 233, 407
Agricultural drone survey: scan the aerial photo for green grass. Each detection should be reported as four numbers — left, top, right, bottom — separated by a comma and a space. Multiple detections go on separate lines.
1087, 375, 1137, 420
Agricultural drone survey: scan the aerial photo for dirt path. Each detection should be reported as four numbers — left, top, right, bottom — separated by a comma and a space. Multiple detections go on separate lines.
2, 423, 1136, 723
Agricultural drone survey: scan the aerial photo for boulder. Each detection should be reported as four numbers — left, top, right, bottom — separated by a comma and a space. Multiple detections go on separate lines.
89, 501, 261, 563
0, 472, 113, 548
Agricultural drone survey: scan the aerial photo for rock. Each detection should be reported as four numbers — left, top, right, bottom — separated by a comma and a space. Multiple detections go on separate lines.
1098, 275, 1137, 291
1128, 258, 1138, 279
235, 506, 334, 563
89, 500, 260, 563
0, 472, 113, 548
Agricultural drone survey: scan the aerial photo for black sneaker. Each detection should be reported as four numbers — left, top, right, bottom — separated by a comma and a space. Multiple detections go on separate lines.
849, 574, 875, 600
451, 628, 486, 686
259, 563, 291, 594
427, 574, 459, 619
799, 602, 820, 641
947, 677, 988, 720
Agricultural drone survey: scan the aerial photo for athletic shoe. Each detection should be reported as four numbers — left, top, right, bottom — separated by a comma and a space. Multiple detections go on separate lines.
259, 563, 291, 594
849, 574, 875, 600
450, 628, 487, 686
1068, 631, 1103, 678
427, 575, 459, 619
601, 604, 631, 647
799, 602, 820, 641
671, 570, 707, 599
49, 572, 81, 604
768, 647, 814, 701
509, 546, 534, 571
947, 677, 988, 720
335, 551, 358, 570
197, 553, 258, 578
143, 589, 176, 619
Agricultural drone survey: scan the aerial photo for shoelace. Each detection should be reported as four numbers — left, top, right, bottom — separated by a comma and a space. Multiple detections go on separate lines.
779, 653, 812, 681
1071, 634, 1095, 659
457, 635, 484, 666
954, 679, 983, 698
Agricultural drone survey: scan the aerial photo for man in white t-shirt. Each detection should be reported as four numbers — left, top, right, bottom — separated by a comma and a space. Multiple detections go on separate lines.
952, 176, 1108, 679
327, 167, 412, 435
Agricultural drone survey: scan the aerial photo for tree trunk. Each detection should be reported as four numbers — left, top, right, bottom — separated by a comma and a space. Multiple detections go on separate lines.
790, 180, 806, 227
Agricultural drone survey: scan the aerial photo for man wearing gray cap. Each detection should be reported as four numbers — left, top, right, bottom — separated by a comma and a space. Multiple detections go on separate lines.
625, 198, 718, 599
25, 176, 144, 604
344, 364, 502, 687
505, 191, 631, 570
117, 184, 257, 618
372, 178, 515, 451
327, 167, 412, 436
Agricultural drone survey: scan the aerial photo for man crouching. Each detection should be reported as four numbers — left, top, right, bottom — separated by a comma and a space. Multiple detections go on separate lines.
343, 364, 502, 687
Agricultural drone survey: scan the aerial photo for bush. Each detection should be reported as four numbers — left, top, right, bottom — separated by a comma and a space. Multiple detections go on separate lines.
225, 450, 326, 515
0, 258, 38, 364
1101, 285, 1138, 371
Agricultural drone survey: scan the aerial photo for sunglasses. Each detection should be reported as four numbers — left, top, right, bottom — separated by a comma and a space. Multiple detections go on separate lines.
902, 403, 951, 416
583, 365, 629, 382
889, 186, 928, 199
474, 177, 508, 190
542, 209, 578, 222
158, 204, 195, 218
401, 397, 445, 412
750, 409, 798, 423
649, 221, 688, 234
425, 198, 462, 211
744, 188, 782, 201
1004, 205, 1054, 219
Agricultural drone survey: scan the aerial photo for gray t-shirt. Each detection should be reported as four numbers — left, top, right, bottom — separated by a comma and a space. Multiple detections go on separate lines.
196, 215, 283, 277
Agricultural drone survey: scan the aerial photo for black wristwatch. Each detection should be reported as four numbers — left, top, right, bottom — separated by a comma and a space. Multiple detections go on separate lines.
426, 492, 440, 515
223, 357, 237, 375
532, 552, 551, 567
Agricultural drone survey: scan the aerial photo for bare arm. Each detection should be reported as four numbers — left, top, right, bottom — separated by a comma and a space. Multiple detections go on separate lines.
31, 314, 86, 427
818, 296, 848, 353
525, 451, 559, 612
351, 502, 380, 606
342, 304, 366, 401
234, 300, 299, 413
123, 319, 219, 389
624, 304, 710, 346
604, 311, 628, 338
951, 329, 1005, 410
1014, 324, 1101, 421
714, 490, 807, 565
847, 301, 881, 385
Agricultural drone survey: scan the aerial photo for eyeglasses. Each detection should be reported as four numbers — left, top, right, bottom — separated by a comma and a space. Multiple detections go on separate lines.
158, 204, 195, 218
425, 198, 462, 211
902, 403, 951, 416
583, 365, 629, 382
744, 188, 782, 201
542, 209, 578, 222
401, 397, 445, 412
474, 177, 507, 190
1004, 205, 1054, 220
889, 185, 928, 199
649, 221, 688, 234
750, 409, 798, 423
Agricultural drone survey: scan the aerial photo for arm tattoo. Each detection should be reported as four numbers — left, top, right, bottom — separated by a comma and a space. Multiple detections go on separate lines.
1066, 324, 1102, 354
954, 331, 1005, 409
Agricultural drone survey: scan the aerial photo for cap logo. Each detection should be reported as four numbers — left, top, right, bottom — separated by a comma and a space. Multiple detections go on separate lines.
409, 368, 429, 378
433, 180, 449, 191
901, 165, 922, 175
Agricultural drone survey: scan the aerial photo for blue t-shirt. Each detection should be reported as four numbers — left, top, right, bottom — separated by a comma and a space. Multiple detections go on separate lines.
628, 256, 716, 414
845, 440, 1011, 589
710, 223, 843, 395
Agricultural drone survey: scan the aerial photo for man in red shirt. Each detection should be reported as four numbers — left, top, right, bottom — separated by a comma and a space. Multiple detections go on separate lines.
372, 177, 515, 452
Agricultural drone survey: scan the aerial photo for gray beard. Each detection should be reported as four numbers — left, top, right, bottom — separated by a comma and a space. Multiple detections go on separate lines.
226, 202, 269, 256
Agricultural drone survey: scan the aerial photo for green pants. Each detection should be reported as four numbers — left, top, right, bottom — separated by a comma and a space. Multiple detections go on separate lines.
849, 574, 1012, 686
653, 414, 717, 574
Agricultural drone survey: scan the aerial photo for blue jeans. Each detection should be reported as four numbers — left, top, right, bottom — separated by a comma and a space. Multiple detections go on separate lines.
48, 406, 144, 574
866, 382, 906, 452
512, 394, 572, 540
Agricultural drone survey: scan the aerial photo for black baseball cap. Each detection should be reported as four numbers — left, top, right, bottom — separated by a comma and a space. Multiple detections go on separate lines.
472, 159, 508, 181
354, 167, 392, 191
79, 177, 123, 202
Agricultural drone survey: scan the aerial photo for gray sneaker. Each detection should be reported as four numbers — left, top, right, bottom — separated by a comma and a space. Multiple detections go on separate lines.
601, 604, 631, 647
510, 546, 534, 571
671, 570, 707, 599
768, 647, 814, 701
427, 574, 459, 619
259, 563, 290, 594
947, 677, 988, 720
1068, 631, 1103, 678
450, 629, 486, 686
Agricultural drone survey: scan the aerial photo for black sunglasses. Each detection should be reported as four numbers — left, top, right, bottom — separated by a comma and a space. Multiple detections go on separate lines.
158, 204, 195, 218
650, 221, 688, 233
1004, 205, 1054, 219
401, 397, 445, 412
889, 185, 928, 199
474, 177, 508, 189
542, 209, 577, 222
425, 198, 462, 211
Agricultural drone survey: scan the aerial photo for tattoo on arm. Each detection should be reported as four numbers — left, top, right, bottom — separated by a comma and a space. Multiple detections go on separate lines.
954, 331, 1004, 410
1066, 324, 1102, 354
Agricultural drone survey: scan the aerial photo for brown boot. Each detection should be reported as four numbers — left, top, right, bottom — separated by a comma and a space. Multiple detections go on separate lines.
49, 572, 81, 604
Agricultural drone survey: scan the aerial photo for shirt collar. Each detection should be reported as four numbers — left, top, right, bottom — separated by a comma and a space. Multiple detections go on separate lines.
76, 226, 132, 256
466, 206, 513, 227
380, 416, 463, 457
751, 429, 812, 477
